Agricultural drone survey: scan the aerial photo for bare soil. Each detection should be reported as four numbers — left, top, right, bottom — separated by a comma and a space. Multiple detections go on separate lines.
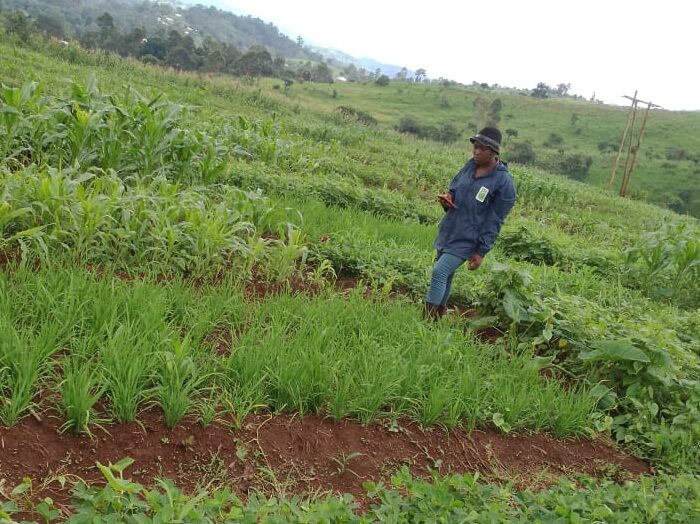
0, 410, 650, 519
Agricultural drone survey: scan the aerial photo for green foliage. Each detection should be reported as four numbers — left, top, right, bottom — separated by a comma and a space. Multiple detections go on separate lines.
558, 153, 593, 181
57, 354, 105, 435
374, 74, 390, 87
531, 82, 550, 98
511, 166, 575, 209
624, 221, 700, 309
500, 224, 566, 266
335, 105, 378, 126
543, 132, 564, 148
395, 116, 461, 144
157, 337, 213, 428
5, 462, 700, 523
508, 141, 536, 165
476, 262, 557, 345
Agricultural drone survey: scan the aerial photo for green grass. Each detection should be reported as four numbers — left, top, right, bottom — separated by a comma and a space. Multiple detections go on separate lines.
0, 264, 595, 437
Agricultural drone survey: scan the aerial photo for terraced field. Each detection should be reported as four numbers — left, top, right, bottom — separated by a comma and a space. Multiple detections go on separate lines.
0, 36, 698, 522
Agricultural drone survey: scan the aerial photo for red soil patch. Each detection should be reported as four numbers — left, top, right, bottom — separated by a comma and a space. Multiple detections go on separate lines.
0, 411, 650, 519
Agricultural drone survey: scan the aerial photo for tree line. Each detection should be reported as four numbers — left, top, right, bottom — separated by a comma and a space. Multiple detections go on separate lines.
0, 1, 412, 84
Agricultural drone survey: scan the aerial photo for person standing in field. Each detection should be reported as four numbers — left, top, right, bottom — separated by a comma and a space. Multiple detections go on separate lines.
425, 126, 516, 319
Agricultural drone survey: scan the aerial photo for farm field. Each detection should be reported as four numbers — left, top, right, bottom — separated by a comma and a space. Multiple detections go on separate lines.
0, 35, 699, 522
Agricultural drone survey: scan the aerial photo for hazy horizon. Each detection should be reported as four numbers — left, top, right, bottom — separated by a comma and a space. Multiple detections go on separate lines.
201, 0, 698, 112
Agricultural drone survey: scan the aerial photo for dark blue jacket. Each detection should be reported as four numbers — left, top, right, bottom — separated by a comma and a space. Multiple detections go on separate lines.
434, 159, 516, 259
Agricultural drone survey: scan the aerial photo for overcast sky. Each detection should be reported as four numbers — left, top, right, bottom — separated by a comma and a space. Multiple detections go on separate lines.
214, 0, 698, 111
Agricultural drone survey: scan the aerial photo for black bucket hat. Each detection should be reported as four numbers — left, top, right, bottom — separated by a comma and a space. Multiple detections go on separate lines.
469, 126, 501, 154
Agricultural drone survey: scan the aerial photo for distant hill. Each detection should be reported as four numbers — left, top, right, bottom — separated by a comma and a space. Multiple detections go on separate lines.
306, 44, 412, 79
1, 0, 321, 61
2, 0, 413, 79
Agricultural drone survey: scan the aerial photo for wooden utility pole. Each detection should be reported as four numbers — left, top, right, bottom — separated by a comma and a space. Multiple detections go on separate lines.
607, 91, 637, 190
608, 92, 661, 197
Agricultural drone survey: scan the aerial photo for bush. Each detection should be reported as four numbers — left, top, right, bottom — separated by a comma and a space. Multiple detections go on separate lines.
666, 147, 687, 161
432, 123, 461, 144
335, 106, 377, 126
559, 153, 593, 181
543, 133, 564, 148
374, 74, 390, 86
508, 142, 536, 165
396, 116, 422, 136
500, 224, 565, 266
597, 140, 617, 153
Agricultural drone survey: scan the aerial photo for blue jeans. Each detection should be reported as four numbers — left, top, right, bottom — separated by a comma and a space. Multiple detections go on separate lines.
425, 252, 465, 306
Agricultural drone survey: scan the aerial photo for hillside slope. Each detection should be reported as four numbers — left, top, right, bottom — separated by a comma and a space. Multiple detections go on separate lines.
0, 34, 699, 521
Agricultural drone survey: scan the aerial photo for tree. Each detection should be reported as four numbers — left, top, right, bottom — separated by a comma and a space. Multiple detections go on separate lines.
414, 68, 426, 82
232, 46, 273, 76
396, 116, 422, 136
556, 83, 571, 96
531, 82, 550, 98
472, 96, 490, 128
94, 12, 121, 52
140, 36, 168, 61
121, 27, 146, 57
35, 14, 66, 39
343, 63, 358, 81
166, 46, 198, 70
487, 98, 502, 125
96, 12, 114, 31
395, 67, 408, 81
5, 10, 31, 42
434, 123, 460, 144
312, 62, 333, 83
375, 74, 390, 86
221, 44, 240, 72
202, 48, 225, 73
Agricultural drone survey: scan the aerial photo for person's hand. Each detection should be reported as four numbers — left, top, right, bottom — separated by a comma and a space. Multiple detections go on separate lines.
468, 254, 483, 270
437, 193, 456, 210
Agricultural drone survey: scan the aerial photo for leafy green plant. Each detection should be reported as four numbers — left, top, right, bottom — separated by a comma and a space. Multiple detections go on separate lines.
500, 223, 565, 266
57, 354, 105, 435
476, 261, 557, 345
156, 336, 214, 428
331, 451, 363, 476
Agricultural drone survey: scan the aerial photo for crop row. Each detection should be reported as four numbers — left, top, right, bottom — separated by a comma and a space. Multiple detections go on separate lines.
3, 461, 699, 523
0, 265, 594, 436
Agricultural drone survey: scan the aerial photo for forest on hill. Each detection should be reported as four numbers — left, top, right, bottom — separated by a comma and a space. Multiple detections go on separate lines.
2, 0, 311, 56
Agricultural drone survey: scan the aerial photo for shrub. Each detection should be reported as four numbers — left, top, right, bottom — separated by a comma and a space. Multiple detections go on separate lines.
374, 74, 390, 86
666, 147, 687, 161
543, 133, 564, 148
335, 106, 377, 126
500, 224, 565, 266
396, 116, 422, 136
432, 123, 461, 144
508, 142, 536, 165
559, 153, 593, 181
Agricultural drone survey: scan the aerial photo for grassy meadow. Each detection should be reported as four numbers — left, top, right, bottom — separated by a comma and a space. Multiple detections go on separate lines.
1, 34, 699, 521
